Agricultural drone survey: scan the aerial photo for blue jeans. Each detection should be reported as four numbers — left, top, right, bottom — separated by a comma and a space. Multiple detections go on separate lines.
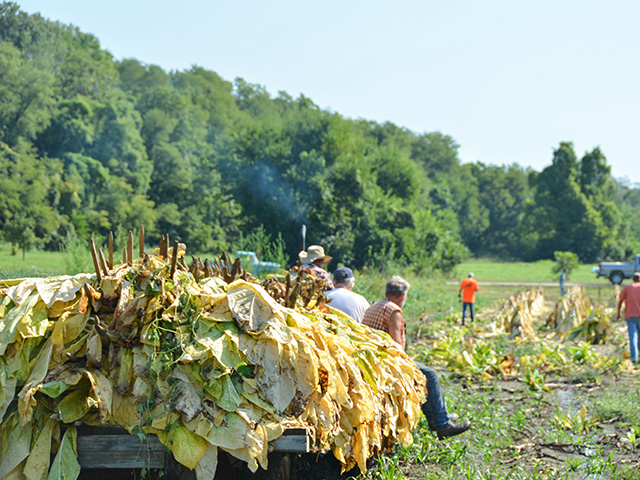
560, 283, 566, 296
627, 317, 640, 363
416, 363, 450, 428
462, 302, 474, 323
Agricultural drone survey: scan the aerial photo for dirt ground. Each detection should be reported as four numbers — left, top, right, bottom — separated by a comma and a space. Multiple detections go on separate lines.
399, 371, 640, 480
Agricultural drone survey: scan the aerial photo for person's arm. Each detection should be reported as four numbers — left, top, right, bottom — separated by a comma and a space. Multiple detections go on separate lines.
388, 311, 405, 351
617, 289, 625, 319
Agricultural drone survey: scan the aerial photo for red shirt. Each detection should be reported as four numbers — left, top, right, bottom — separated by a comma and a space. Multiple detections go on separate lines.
619, 282, 640, 319
460, 277, 479, 303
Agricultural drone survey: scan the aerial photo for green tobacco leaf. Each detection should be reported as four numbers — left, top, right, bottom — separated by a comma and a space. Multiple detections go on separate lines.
0, 412, 33, 478
0, 293, 40, 356
40, 381, 70, 398
353, 350, 379, 393
47, 426, 80, 480
210, 374, 243, 412
24, 418, 54, 480
57, 384, 92, 423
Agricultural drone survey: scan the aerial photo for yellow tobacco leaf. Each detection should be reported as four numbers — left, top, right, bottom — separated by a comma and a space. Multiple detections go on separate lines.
245, 424, 269, 470
226, 281, 286, 335
171, 367, 204, 422
195, 442, 219, 480
50, 310, 89, 363
158, 421, 207, 470
16, 298, 49, 340
111, 390, 140, 427
150, 409, 179, 431
35, 274, 93, 308
115, 348, 133, 394
353, 423, 370, 473
23, 417, 54, 480
189, 411, 248, 451
85, 329, 102, 367
86, 370, 114, 422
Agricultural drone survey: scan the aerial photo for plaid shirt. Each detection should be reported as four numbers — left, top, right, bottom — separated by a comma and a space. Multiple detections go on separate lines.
362, 298, 403, 334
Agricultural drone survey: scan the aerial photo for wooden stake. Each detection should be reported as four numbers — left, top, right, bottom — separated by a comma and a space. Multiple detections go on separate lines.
139, 225, 145, 258
89, 238, 102, 283
127, 231, 134, 266
193, 260, 200, 282
108, 231, 114, 269
98, 248, 109, 276
169, 240, 179, 278
160, 234, 168, 258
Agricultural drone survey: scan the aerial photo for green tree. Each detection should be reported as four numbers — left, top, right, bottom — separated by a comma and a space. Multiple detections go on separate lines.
0, 41, 54, 146
552, 250, 578, 277
521, 142, 622, 262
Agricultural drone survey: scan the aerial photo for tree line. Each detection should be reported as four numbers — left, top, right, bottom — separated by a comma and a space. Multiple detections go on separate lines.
1, 2, 639, 270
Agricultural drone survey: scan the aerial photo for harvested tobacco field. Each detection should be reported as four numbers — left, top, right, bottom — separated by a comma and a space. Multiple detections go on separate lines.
351, 286, 640, 480
1, 245, 639, 480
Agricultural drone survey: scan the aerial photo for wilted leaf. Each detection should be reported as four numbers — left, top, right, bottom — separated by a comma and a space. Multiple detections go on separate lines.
47, 426, 80, 480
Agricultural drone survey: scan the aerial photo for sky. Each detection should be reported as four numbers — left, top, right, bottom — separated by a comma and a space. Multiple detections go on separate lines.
15, 0, 640, 184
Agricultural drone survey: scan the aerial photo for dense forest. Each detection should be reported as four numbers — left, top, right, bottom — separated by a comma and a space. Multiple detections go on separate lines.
1, 2, 639, 270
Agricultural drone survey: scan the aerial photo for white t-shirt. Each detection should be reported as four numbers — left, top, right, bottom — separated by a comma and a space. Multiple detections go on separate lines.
326, 287, 370, 323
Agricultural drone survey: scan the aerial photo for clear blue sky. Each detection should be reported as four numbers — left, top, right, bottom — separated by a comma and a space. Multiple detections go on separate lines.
15, 0, 640, 184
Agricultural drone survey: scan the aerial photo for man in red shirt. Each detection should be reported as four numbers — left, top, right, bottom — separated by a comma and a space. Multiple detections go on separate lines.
617, 272, 640, 364
459, 273, 479, 325
363, 276, 471, 439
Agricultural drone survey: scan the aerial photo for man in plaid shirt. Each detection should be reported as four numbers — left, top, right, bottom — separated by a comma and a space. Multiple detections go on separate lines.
363, 276, 471, 439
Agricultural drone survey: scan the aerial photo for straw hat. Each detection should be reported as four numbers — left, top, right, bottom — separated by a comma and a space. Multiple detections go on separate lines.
299, 245, 332, 265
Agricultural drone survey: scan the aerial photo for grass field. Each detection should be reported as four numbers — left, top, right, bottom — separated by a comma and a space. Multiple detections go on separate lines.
453, 258, 598, 284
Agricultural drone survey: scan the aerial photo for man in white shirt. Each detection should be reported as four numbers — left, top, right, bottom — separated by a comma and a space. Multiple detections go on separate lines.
326, 267, 370, 323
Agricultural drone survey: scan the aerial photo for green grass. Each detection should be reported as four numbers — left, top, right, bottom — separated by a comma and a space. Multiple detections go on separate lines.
452, 259, 599, 284
0, 241, 93, 279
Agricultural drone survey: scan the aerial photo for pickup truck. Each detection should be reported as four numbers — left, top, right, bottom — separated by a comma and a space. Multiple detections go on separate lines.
592, 254, 640, 284
236, 250, 281, 276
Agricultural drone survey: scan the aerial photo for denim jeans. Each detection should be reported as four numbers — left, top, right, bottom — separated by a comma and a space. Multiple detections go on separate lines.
627, 317, 640, 363
462, 302, 474, 323
416, 362, 450, 428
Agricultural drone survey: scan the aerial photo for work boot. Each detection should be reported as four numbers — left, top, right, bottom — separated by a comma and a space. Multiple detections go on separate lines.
435, 420, 471, 440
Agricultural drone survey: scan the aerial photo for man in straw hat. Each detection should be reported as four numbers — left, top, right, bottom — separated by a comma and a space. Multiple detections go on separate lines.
299, 245, 334, 290
617, 272, 640, 365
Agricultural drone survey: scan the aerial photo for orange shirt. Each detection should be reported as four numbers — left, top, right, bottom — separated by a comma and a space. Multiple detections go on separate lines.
619, 282, 640, 319
460, 277, 479, 303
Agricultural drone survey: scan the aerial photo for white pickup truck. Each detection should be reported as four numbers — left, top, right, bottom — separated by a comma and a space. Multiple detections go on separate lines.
592, 254, 640, 284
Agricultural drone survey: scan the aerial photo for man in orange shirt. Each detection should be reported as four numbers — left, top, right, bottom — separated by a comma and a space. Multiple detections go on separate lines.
617, 272, 640, 364
459, 273, 479, 326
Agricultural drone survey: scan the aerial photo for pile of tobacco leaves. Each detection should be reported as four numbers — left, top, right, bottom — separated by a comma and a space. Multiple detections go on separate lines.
0, 236, 425, 479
